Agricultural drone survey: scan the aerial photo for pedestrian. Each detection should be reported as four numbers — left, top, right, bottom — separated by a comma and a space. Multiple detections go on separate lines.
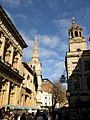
17, 115, 21, 120
20, 112, 26, 120
32, 112, 35, 120
51, 110, 56, 120
57, 109, 62, 120
37, 112, 43, 120
26, 112, 34, 120
34, 109, 40, 120
43, 110, 48, 120
0, 107, 5, 119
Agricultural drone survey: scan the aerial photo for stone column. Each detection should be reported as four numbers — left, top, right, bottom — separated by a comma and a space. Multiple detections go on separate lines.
0, 34, 5, 60
13, 86, 20, 105
20, 94, 23, 106
13, 52, 18, 70
9, 84, 15, 105
5, 44, 14, 66
1, 83, 7, 106
1, 91, 4, 106
17, 53, 21, 71
5, 81, 10, 105
5, 49, 10, 63
18, 54, 22, 75
9, 44, 14, 65
73, 31, 75, 38
23, 94, 25, 106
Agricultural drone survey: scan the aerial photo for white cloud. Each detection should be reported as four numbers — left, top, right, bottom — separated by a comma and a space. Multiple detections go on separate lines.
3, 0, 32, 8
39, 35, 60, 49
19, 30, 67, 81
54, 19, 70, 29
42, 59, 65, 81
39, 47, 58, 59
47, 0, 57, 8
3, 0, 20, 7
16, 14, 27, 20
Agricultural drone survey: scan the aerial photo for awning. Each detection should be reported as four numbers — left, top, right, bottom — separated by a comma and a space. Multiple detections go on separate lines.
5, 104, 24, 110
5, 104, 38, 110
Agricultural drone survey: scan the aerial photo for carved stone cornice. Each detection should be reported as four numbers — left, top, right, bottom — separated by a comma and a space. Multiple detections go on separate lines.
0, 5, 27, 48
0, 59, 24, 85
0, 23, 22, 55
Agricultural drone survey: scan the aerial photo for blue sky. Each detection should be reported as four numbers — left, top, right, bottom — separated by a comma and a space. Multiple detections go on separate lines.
0, 0, 90, 81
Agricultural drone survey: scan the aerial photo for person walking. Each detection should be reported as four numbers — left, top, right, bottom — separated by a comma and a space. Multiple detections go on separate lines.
20, 112, 26, 120
37, 113, 43, 120
26, 113, 34, 120
43, 110, 48, 120
34, 109, 40, 120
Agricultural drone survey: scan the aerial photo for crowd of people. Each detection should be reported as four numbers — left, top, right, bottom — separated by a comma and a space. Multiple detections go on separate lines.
0, 106, 70, 120
0, 107, 49, 120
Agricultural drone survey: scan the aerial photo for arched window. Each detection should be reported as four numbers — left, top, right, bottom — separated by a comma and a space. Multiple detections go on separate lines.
75, 31, 78, 37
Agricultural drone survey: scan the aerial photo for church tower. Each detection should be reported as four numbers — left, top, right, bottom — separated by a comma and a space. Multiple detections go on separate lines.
28, 37, 42, 108
68, 17, 87, 53
65, 18, 90, 108
66, 18, 87, 78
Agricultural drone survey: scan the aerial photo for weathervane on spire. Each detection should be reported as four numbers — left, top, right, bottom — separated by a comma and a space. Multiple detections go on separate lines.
72, 17, 75, 23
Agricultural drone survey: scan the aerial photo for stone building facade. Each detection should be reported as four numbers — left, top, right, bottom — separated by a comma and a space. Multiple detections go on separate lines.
65, 18, 90, 107
41, 78, 54, 109
0, 5, 40, 109
0, 5, 27, 108
21, 62, 37, 108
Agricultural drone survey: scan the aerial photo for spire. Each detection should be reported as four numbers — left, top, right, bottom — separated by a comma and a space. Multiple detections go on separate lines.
32, 36, 39, 61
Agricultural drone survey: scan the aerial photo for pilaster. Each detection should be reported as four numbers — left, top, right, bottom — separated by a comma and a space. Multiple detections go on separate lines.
5, 81, 10, 105
0, 34, 5, 60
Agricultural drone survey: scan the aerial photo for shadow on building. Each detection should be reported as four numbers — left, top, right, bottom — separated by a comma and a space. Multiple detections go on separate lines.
66, 50, 90, 119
